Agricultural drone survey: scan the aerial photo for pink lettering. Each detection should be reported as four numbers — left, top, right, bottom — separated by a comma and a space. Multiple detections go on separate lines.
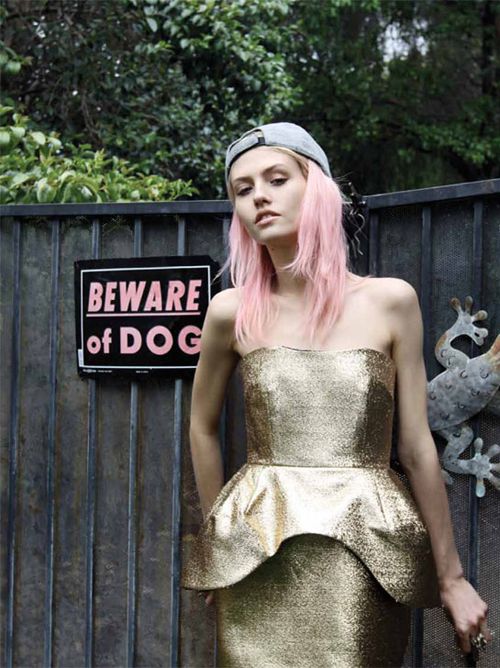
88, 282, 103, 312
121, 327, 142, 353
120, 281, 146, 311
165, 281, 185, 311
186, 280, 202, 311
144, 281, 163, 311
146, 326, 173, 355
104, 282, 117, 312
178, 325, 201, 354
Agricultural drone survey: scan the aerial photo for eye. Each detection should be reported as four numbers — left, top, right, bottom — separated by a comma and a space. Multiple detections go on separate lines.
236, 176, 288, 197
236, 186, 251, 196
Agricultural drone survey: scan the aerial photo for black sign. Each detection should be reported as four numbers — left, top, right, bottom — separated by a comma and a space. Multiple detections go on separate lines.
74, 255, 220, 378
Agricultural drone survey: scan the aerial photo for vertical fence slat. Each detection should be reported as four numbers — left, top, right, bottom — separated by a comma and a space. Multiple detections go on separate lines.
411, 204, 433, 667
85, 217, 101, 666
126, 217, 143, 665
5, 219, 22, 668
126, 383, 139, 666
43, 218, 61, 667
467, 200, 484, 597
171, 214, 186, 667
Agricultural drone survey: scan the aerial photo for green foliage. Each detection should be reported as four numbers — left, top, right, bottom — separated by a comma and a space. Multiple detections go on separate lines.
0, 5, 197, 205
0, 104, 197, 204
2, 0, 299, 199
129, 0, 298, 191
2, 0, 499, 197
286, 0, 499, 191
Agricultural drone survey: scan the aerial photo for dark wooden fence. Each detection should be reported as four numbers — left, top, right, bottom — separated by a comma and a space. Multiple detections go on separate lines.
1, 178, 499, 667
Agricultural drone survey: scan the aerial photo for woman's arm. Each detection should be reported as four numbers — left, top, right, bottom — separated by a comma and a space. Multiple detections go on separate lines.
189, 288, 240, 519
188, 289, 240, 609
387, 278, 492, 655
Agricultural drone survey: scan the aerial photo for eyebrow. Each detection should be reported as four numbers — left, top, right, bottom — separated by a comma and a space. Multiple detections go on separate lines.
231, 163, 290, 187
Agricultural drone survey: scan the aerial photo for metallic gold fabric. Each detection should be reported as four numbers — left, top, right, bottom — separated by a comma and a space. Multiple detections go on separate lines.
216, 533, 412, 667
182, 346, 441, 608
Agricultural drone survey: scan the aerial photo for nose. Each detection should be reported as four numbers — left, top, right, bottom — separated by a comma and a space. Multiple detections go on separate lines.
253, 179, 271, 205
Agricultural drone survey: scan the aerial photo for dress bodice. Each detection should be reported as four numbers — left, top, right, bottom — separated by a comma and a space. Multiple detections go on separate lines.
242, 346, 396, 468
181, 347, 441, 608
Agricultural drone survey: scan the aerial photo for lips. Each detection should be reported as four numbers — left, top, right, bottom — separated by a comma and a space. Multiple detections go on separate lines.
255, 210, 279, 225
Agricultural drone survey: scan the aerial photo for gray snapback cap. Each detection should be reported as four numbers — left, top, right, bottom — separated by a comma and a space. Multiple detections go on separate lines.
225, 121, 332, 183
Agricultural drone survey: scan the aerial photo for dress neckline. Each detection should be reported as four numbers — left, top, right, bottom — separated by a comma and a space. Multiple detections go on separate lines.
239, 345, 395, 368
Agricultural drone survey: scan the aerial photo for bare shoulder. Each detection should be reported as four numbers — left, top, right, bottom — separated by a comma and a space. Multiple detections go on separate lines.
207, 287, 240, 322
372, 278, 422, 350
204, 287, 240, 350
210, 288, 240, 314
367, 276, 418, 309
355, 276, 419, 351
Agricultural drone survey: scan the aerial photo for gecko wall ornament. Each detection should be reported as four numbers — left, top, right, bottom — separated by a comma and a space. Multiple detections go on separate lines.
426, 296, 500, 497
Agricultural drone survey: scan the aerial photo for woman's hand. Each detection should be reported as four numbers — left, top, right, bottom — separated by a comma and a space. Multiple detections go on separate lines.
199, 590, 215, 607
440, 576, 494, 655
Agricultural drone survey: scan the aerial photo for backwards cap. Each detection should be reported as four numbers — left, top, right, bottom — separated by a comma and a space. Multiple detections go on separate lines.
225, 122, 332, 183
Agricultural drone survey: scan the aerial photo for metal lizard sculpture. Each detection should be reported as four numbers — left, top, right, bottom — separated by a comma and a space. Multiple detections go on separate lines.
426, 296, 500, 497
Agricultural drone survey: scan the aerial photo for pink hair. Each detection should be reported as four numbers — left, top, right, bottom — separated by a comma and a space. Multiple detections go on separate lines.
216, 156, 371, 349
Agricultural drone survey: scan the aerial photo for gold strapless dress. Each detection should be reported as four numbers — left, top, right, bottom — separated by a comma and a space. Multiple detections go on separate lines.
181, 346, 441, 667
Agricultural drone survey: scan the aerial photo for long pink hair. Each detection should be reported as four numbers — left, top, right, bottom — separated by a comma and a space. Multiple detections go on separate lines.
216, 149, 371, 349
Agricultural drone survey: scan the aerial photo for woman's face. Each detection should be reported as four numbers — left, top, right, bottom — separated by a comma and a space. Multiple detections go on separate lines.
229, 146, 307, 244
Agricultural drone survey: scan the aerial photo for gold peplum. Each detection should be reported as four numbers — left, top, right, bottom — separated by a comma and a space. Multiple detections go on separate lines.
181, 346, 441, 609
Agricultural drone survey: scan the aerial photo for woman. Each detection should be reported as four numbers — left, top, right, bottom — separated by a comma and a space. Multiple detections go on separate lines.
181, 122, 493, 666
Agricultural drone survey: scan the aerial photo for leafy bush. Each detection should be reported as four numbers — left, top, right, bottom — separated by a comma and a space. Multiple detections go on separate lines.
0, 104, 197, 204
0, 12, 197, 205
